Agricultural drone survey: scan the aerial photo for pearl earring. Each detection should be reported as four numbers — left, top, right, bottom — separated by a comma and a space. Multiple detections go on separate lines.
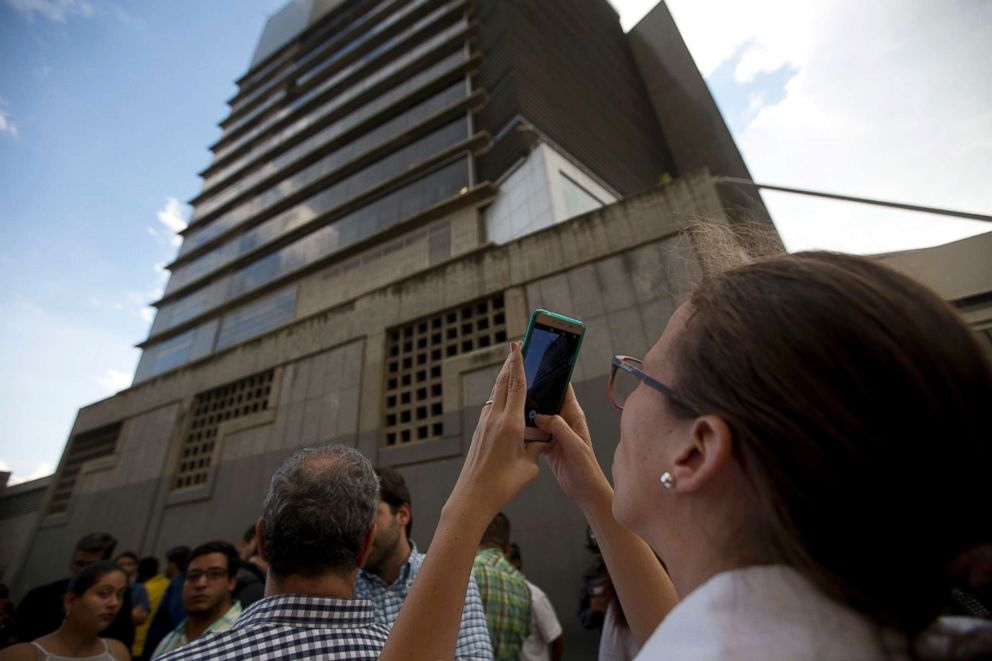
660, 472, 674, 489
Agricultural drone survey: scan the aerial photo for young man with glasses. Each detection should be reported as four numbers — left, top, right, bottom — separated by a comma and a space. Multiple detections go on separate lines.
150, 541, 241, 658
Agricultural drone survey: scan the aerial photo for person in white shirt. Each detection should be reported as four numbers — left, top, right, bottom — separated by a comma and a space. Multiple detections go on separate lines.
376, 250, 992, 661
507, 544, 563, 661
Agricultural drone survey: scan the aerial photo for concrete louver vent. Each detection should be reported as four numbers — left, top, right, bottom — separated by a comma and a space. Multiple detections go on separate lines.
47, 422, 122, 515
172, 369, 275, 490
383, 293, 507, 446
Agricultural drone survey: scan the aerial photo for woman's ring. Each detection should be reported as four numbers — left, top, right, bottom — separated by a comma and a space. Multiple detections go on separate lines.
483, 399, 494, 406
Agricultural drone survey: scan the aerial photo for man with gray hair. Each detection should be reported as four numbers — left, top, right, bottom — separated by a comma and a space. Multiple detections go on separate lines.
158, 444, 390, 660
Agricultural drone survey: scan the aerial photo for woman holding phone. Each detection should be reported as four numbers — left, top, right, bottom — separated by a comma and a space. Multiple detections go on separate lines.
379, 250, 991, 660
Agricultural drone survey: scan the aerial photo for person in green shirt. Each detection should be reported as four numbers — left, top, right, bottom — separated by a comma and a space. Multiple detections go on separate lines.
471, 513, 531, 661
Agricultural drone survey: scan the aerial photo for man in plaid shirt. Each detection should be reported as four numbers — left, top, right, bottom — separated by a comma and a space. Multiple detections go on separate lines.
355, 468, 493, 659
472, 513, 532, 661
158, 445, 390, 660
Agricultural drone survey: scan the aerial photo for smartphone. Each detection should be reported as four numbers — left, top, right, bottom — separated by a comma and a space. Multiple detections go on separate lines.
521, 309, 585, 441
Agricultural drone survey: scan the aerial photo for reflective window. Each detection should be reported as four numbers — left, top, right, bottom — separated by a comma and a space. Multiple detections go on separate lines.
147, 330, 195, 377
560, 172, 605, 218
150, 278, 230, 336
170, 118, 469, 294
216, 287, 297, 351
238, 0, 376, 103
154, 157, 469, 336
209, 15, 469, 168
220, 0, 453, 153
190, 81, 466, 228
196, 48, 468, 204
296, 0, 433, 86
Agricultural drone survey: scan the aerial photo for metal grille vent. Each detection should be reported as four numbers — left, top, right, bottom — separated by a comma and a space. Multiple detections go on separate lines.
384, 294, 507, 446
173, 369, 274, 490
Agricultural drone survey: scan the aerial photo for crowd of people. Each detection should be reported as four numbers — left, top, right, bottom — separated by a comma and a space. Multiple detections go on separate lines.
0, 466, 564, 661
1, 250, 991, 660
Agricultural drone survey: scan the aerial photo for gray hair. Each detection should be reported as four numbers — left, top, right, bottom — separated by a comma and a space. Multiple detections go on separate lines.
260, 444, 379, 579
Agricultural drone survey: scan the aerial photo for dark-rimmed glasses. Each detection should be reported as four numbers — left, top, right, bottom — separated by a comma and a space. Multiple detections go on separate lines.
608, 355, 691, 412
185, 568, 230, 583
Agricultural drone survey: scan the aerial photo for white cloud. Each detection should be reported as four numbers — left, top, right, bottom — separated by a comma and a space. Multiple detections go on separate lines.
660, 0, 992, 253
125, 284, 163, 322
4, 0, 94, 22
153, 262, 169, 281
1, 460, 54, 486
0, 109, 18, 138
96, 368, 131, 393
156, 197, 188, 239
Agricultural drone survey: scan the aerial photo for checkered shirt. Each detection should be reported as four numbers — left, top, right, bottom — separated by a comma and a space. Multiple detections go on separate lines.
152, 600, 242, 658
155, 593, 389, 660
471, 548, 532, 661
355, 542, 493, 660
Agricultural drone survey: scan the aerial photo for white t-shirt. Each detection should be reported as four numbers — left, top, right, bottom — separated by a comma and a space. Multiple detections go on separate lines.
599, 599, 640, 661
638, 565, 897, 660
520, 580, 564, 661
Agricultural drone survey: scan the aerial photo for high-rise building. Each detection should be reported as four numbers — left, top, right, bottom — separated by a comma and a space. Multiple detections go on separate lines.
1, 1, 773, 654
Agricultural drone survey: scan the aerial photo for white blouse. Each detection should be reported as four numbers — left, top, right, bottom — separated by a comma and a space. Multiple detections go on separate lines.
638, 565, 898, 660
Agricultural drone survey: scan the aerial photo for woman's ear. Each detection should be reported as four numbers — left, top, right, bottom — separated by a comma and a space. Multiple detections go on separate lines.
670, 415, 734, 493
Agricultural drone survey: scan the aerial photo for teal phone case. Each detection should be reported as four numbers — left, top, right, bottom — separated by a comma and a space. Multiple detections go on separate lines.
521, 308, 586, 419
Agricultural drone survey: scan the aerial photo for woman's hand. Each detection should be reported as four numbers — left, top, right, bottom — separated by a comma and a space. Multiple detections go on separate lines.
445, 341, 547, 524
539, 387, 679, 646
536, 385, 613, 507
379, 343, 546, 661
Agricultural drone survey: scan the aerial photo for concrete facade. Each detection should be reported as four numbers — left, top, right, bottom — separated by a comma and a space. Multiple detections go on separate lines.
876, 230, 992, 340
0, 476, 50, 585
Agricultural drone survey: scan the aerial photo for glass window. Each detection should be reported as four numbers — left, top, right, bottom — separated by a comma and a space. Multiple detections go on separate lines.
150, 330, 196, 375
194, 50, 468, 210
208, 15, 469, 170
560, 172, 605, 219
154, 157, 470, 337
172, 119, 469, 295
223, 0, 454, 150
216, 287, 297, 350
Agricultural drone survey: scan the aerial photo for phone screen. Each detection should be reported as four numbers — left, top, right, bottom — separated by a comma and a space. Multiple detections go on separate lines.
523, 322, 582, 427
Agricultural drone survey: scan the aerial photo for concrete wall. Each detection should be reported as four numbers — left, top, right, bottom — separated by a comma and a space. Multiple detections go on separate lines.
5, 170, 730, 659
0, 477, 50, 584
877, 229, 992, 296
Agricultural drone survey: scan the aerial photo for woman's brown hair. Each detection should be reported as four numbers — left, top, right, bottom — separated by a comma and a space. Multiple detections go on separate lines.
670, 251, 992, 637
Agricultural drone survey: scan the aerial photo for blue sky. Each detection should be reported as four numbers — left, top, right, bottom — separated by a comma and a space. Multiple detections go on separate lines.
0, 0, 287, 483
1, 0, 990, 484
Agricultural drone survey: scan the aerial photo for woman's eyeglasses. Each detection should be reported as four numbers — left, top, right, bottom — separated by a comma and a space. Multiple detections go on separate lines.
608, 355, 691, 413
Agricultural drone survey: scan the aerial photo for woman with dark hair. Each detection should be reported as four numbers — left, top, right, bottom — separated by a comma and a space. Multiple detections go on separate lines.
0, 561, 130, 660
379, 251, 992, 659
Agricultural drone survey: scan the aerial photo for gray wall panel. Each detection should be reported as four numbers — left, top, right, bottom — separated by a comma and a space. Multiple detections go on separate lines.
13, 479, 159, 598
